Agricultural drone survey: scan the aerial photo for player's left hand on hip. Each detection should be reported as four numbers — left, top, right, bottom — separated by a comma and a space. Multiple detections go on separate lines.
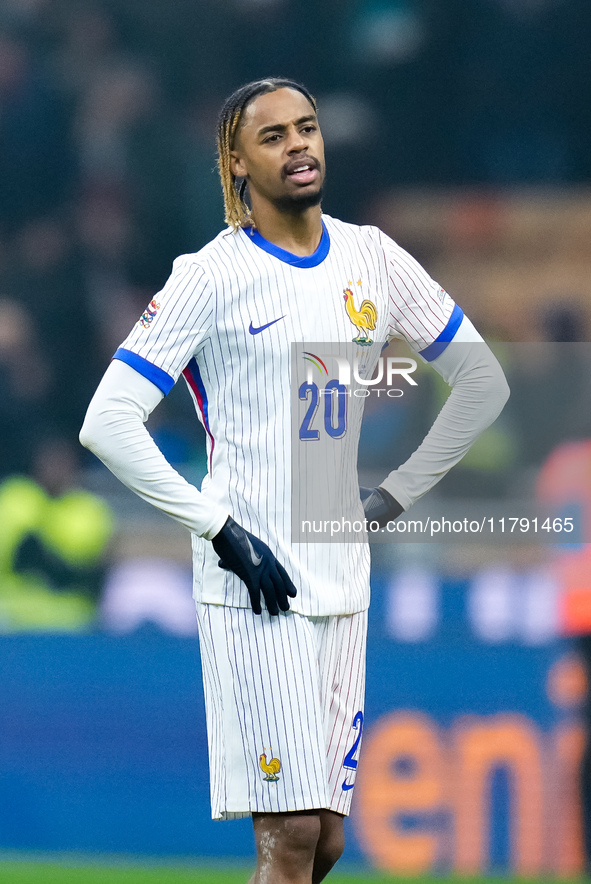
360, 486, 404, 530
211, 516, 297, 616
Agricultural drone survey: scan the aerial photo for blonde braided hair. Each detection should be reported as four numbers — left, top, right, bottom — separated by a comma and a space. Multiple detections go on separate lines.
216, 78, 317, 231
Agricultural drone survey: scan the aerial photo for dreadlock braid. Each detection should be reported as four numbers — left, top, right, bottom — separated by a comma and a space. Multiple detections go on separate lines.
216, 78, 317, 231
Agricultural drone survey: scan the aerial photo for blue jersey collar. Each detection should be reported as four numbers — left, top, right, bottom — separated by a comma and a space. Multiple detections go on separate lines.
244, 219, 330, 268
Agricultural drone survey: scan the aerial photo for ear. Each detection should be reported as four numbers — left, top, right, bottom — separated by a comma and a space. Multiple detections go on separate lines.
230, 150, 248, 178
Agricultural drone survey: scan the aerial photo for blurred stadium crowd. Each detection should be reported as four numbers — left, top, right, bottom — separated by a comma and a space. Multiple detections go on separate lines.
1, 0, 591, 632
2, 0, 591, 471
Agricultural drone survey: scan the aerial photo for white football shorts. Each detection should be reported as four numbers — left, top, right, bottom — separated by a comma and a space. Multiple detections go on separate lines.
196, 602, 368, 820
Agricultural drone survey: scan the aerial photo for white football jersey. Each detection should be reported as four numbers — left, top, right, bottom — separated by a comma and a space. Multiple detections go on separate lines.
114, 215, 463, 616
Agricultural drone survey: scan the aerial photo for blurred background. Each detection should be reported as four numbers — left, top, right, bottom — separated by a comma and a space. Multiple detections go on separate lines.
2, 0, 591, 878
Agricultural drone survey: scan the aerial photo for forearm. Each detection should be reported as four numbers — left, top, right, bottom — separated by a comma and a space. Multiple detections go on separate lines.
79, 360, 228, 540
380, 341, 510, 510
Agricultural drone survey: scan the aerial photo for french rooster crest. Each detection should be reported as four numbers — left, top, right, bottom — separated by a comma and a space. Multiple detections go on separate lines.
259, 747, 281, 782
343, 280, 377, 345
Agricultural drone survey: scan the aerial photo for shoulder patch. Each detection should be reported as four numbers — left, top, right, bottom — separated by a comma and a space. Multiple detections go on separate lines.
139, 299, 161, 329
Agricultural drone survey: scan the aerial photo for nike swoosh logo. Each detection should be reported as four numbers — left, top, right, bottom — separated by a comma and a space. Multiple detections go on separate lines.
341, 779, 355, 792
245, 536, 263, 566
249, 316, 286, 335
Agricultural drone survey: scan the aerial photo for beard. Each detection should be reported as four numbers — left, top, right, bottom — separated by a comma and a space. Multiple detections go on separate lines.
241, 176, 324, 216
272, 185, 324, 215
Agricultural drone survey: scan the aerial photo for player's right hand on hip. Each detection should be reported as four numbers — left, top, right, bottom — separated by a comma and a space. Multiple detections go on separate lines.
211, 516, 297, 616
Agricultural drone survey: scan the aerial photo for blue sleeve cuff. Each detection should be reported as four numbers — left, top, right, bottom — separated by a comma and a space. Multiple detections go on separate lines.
113, 348, 175, 395
419, 304, 464, 362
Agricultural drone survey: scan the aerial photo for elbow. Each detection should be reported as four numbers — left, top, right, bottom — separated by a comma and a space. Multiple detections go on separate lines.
79, 416, 94, 453
487, 362, 510, 416
501, 375, 511, 407
496, 364, 511, 407
79, 422, 92, 452
79, 404, 101, 453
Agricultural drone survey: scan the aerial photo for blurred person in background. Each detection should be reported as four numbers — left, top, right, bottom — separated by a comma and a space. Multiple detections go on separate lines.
532, 299, 591, 871
75, 184, 149, 361
180, 95, 229, 251
46, 1, 124, 103
0, 436, 113, 632
75, 58, 187, 286
1, 214, 101, 437
0, 26, 76, 235
511, 301, 591, 469
0, 298, 51, 478
537, 436, 591, 872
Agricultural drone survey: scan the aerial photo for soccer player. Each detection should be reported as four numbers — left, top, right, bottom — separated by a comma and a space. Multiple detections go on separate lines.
80, 78, 509, 883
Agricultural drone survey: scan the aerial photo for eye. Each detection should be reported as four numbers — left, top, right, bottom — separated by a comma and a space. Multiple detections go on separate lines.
302, 124, 317, 134
263, 133, 282, 143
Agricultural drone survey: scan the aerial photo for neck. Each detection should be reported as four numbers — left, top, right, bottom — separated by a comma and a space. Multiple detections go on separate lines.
249, 203, 323, 257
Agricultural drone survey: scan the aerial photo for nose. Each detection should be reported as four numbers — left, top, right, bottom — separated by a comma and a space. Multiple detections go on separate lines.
285, 124, 308, 153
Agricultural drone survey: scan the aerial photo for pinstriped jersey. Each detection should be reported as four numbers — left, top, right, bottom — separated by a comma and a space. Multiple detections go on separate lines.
114, 214, 461, 616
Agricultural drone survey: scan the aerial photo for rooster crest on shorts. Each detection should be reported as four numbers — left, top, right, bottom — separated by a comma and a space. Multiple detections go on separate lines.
343, 279, 377, 346
259, 747, 281, 782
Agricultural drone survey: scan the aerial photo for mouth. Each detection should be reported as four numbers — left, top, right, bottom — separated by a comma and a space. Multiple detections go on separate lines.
284, 158, 320, 186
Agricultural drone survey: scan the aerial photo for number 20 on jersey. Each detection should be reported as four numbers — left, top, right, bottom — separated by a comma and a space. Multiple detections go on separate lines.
299, 381, 347, 441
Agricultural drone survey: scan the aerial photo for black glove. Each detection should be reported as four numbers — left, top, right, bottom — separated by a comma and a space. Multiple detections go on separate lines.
360, 486, 404, 530
211, 516, 297, 615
